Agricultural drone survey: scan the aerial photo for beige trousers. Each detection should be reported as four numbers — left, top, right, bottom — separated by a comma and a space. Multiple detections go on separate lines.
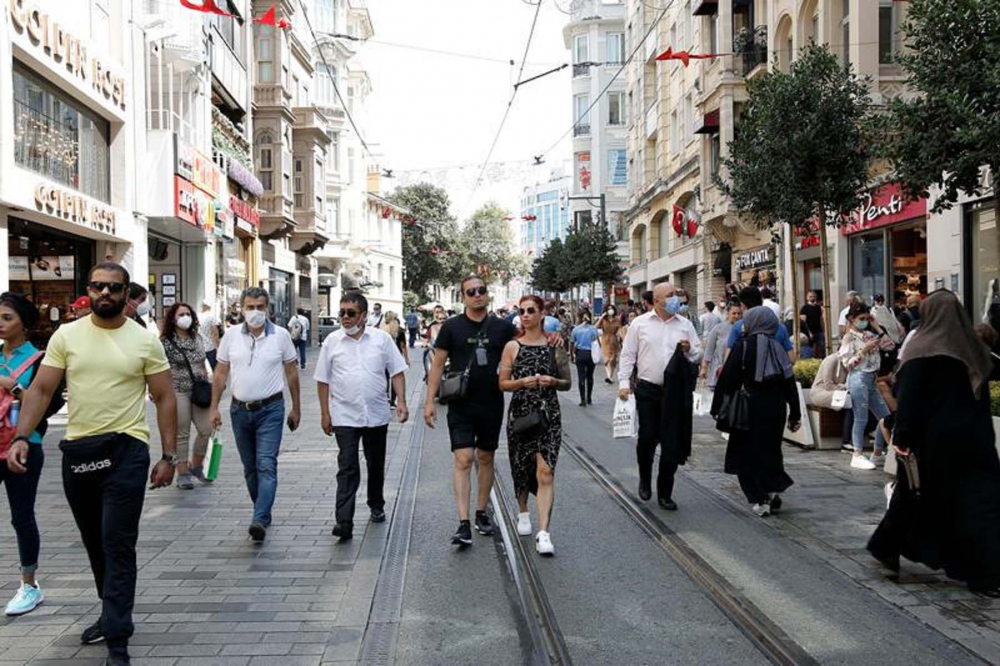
176, 391, 212, 462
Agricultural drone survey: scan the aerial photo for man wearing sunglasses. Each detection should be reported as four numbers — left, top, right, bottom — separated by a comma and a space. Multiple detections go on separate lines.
210, 287, 301, 543
9, 262, 178, 666
315, 292, 408, 541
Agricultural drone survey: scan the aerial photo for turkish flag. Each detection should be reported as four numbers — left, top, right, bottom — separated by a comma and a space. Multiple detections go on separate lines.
180, 0, 234, 17
671, 205, 686, 237
255, 5, 291, 29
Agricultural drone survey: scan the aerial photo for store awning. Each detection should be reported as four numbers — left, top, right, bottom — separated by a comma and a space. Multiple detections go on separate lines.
692, 0, 718, 16
694, 109, 721, 135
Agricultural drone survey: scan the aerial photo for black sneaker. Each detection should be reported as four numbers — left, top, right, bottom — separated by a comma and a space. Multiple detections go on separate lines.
474, 511, 495, 536
332, 522, 353, 540
658, 498, 678, 511
451, 521, 472, 546
105, 654, 131, 666
80, 621, 105, 644
248, 521, 267, 542
370, 509, 386, 523
769, 494, 783, 512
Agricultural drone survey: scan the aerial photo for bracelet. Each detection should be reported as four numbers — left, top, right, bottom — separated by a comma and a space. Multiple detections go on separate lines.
11, 435, 29, 446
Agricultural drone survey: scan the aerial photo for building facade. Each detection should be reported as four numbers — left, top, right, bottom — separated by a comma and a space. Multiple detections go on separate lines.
520, 168, 571, 261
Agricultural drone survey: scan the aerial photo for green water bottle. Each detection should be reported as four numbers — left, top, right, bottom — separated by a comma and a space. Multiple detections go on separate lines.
206, 432, 223, 481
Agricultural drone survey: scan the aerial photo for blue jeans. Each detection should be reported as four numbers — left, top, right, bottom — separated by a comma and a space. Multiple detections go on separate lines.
294, 339, 307, 369
847, 371, 890, 454
230, 400, 285, 526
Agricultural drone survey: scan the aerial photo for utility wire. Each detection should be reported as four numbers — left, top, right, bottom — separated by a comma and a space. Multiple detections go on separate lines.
465, 0, 545, 211
295, 0, 376, 162
537, 1, 672, 159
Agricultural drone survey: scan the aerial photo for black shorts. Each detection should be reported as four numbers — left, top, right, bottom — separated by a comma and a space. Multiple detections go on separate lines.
446, 401, 504, 452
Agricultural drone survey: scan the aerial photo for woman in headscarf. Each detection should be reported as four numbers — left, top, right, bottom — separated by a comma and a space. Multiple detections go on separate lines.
711, 307, 801, 517
868, 290, 1000, 595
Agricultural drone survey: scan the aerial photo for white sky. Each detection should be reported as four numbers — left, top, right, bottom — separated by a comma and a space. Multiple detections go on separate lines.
363, 0, 574, 219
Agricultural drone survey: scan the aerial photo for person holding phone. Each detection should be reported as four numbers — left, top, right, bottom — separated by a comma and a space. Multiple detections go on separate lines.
210, 287, 301, 543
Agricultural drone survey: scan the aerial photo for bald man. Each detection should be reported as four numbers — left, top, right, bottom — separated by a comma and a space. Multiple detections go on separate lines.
618, 282, 702, 510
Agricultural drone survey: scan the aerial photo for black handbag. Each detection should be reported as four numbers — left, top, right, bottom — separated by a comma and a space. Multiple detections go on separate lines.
168, 338, 212, 408
715, 344, 752, 433
438, 317, 492, 404
509, 347, 556, 437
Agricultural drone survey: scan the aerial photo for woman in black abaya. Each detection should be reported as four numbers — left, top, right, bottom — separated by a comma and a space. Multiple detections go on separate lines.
868, 290, 1000, 594
711, 307, 801, 517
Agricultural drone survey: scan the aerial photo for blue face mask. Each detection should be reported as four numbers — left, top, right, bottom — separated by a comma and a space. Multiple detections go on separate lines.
856, 320, 869, 331
665, 295, 682, 316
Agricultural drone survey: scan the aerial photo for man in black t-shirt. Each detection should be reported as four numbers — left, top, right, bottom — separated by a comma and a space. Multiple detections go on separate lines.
425, 275, 516, 546
799, 290, 825, 358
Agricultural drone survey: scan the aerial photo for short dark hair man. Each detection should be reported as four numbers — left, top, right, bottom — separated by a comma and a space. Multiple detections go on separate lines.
9, 262, 178, 664
210, 287, 301, 542
641, 290, 654, 312
288, 308, 310, 370
368, 302, 384, 329
316, 291, 408, 541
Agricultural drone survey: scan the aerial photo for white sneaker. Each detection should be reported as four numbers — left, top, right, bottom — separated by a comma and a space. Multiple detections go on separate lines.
884, 481, 895, 509
751, 503, 771, 517
516, 512, 532, 536
535, 530, 555, 556
851, 454, 877, 470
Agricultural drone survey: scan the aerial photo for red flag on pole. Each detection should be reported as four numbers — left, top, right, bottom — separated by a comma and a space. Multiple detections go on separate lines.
671, 205, 686, 237
255, 5, 291, 29
655, 47, 728, 68
179, 0, 234, 17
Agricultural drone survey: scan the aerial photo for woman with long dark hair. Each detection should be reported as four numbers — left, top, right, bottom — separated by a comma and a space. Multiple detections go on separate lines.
499, 295, 572, 555
160, 302, 213, 489
869, 290, 1000, 594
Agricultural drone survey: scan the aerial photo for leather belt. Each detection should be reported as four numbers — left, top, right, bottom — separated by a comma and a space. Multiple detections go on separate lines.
232, 392, 283, 411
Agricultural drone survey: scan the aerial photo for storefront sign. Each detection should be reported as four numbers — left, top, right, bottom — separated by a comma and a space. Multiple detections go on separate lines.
841, 182, 927, 235
194, 189, 215, 233
192, 151, 220, 197
34, 183, 116, 235
9, 255, 74, 281
174, 177, 196, 226
225, 258, 247, 279
735, 244, 775, 271
235, 218, 254, 234
174, 135, 194, 181
9, 0, 127, 110
575, 151, 591, 192
230, 195, 260, 227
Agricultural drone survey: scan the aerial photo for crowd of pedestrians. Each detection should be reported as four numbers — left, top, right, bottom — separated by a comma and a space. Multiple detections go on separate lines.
2, 260, 1000, 665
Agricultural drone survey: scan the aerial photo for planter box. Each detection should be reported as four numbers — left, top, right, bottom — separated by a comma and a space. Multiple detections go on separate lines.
807, 404, 846, 450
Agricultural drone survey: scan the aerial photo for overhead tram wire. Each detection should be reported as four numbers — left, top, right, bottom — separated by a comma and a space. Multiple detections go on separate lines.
296, 0, 376, 162
464, 0, 545, 212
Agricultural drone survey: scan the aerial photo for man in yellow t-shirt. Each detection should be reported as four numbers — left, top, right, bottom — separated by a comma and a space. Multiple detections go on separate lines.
6, 262, 177, 666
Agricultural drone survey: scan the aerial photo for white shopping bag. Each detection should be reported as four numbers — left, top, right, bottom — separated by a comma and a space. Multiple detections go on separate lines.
613, 396, 638, 439
693, 390, 713, 417
591, 342, 603, 366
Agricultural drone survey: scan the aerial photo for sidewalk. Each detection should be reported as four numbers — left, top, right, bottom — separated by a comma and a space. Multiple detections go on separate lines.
0, 350, 422, 666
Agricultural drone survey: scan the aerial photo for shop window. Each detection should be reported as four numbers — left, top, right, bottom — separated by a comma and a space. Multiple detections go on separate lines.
971, 206, 1000, 328
12, 62, 111, 202
890, 223, 927, 308
850, 232, 886, 302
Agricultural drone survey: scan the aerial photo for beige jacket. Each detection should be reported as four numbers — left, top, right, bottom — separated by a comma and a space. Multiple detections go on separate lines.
809, 353, 849, 409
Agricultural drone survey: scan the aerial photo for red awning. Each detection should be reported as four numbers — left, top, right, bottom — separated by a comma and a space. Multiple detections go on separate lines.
692, 0, 718, 16
694, 109, 720, 135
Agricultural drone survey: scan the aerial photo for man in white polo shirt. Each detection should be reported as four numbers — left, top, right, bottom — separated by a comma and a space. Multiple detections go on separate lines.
315, 292, 408, 541
210, 287, 301, 542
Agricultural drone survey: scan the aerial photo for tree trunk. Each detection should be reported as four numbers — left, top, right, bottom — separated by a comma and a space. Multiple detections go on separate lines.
787, 223, 801, 357
817, 206, 833, 356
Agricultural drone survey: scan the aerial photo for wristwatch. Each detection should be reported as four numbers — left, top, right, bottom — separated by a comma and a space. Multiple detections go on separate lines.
160, 454, 178, 466
10, 384, 23, 399
10, 435, 29, 446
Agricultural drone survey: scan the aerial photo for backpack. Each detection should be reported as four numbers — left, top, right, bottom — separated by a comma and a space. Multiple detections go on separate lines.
0, 351, 45, 457
289, 316, 304, 341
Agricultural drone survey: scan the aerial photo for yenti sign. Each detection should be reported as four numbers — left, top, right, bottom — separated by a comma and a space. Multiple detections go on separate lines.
8, 0, 127, 111
841, 182, 927, 235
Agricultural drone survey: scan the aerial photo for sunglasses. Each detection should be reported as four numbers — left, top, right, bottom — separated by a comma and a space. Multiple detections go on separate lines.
465, 286, 488, 297
88, 281, 126, 294
518, 307, 538, 316
339, 308, 360, 318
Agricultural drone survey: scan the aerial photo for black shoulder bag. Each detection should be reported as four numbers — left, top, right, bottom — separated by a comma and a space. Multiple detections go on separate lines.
715, 341, 752, 433
438, 316, 492, 404
168, 338, 212, 408
509, 347, 556, 437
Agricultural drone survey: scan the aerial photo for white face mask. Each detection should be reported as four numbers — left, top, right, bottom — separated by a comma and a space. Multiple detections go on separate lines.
136, 301, 151, 317
176, 315, 193, 330
244, 309, 267, 328
344, 324, 362, 336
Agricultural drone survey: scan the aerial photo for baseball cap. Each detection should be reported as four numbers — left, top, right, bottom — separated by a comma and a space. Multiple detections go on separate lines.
71, 296, 90, 309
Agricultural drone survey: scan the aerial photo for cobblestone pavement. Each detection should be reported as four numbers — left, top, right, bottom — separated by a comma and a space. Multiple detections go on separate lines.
0, 349, 422, 665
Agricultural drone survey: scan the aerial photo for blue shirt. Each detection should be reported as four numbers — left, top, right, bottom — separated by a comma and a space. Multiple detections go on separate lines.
0, 342, 43, 444
543, 315, 561, 333
726, 320, 793, 352
571, 324, 599, 351
405, 312, 419, 329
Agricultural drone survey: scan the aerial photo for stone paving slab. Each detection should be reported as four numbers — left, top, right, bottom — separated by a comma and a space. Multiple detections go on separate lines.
0, 350, 421, 665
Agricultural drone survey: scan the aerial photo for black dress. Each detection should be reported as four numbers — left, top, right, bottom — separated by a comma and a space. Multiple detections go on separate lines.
711, 337, 800, 505
868, 356, 1000, 589
507, 343, 562, 497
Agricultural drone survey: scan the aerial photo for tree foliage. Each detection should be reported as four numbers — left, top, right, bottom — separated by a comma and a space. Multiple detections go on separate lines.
883, 0, 1000, 216
389, 183, 463, 298
530, 223, 622, 294
461, 202, 527, 285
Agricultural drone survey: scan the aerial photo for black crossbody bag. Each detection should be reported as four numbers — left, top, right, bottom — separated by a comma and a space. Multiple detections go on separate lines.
438, 316, 492, 404
509, 347, 557, 437
168, 338, 212, 408
715, 342, 752, 433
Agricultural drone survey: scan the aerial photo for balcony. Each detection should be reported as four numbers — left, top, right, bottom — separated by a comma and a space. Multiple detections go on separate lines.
258, 193, 295, 239
573, 123, 591, 137
211, 107, 251, 169
734, 26, 768, 77
292, 107, 331, 144
573, 63, 591, 77
291, 211, 330, 256
254, 84, 292, 113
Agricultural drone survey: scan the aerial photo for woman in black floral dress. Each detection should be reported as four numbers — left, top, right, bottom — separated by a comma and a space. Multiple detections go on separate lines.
500, 295, 572, 556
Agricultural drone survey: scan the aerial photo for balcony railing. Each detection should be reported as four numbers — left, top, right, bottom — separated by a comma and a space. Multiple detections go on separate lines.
572, 63, 591, 77
734, 26, 768, 76
573, 123, 591, 137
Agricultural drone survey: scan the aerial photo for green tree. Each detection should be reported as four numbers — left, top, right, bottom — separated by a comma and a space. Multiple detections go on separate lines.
389, 183, 465, 298
883, 0, 1000, 226
718, 43, 875, 351
531, 238, 572, 294
461, 202, 528, 285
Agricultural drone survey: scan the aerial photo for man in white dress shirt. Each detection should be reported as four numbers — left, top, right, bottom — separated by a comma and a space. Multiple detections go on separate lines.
315, 292, 408, 541
618, 282, 702, 510
210, 288, 301, 543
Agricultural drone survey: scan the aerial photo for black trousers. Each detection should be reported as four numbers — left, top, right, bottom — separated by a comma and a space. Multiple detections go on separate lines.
575, 350, 595, 403
635, 381, 678, 500
333, 426, 388, 524
62, 437, 149, 646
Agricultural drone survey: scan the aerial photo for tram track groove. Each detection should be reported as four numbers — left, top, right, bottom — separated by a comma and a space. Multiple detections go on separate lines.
561, 431, 819, 666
